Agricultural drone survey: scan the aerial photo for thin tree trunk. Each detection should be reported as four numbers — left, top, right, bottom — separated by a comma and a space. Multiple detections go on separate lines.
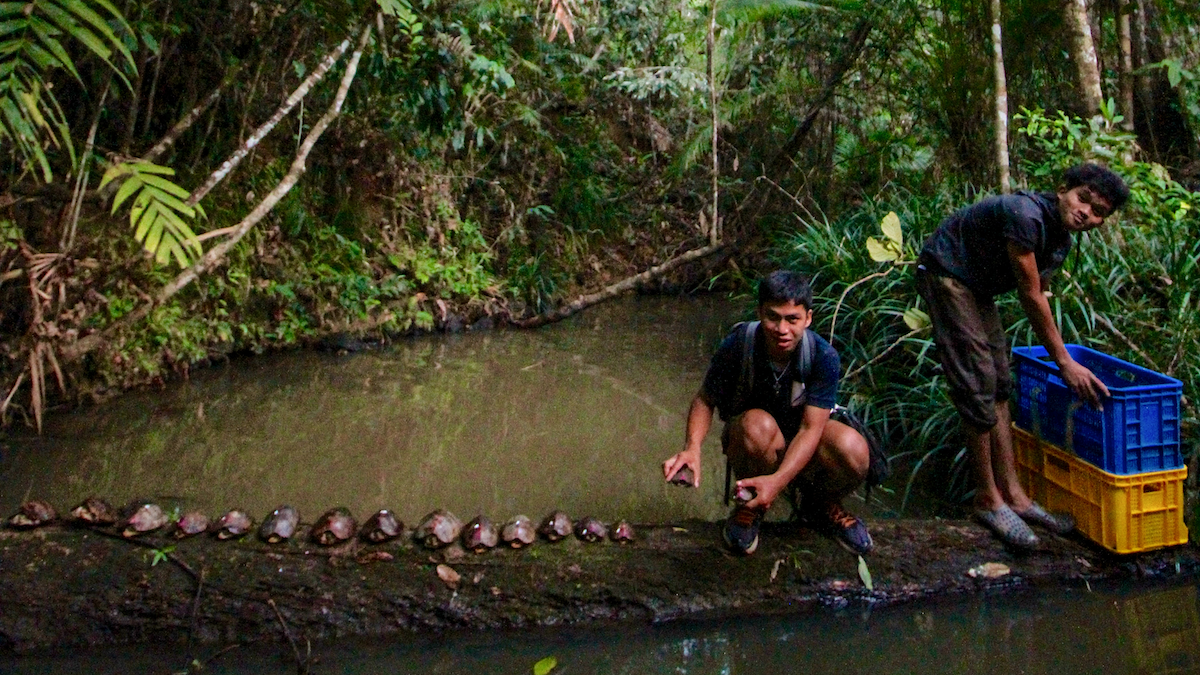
707, 0, 719, 246
990, 0, 1011, 193
513, 242, 728, 329
1117, 0, 1135, 131
184, 34, 356, 208
61, 21, 374, 365
1064, 0, 1104, 116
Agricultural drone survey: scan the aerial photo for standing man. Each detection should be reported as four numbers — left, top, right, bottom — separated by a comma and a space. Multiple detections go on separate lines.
916, 163, 1129, 548
662, 270, 873, 556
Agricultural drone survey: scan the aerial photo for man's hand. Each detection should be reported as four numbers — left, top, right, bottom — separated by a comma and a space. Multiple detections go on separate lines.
1059, 357, 1110, 409
736, 474, 787, 511
663, 449, 701, 487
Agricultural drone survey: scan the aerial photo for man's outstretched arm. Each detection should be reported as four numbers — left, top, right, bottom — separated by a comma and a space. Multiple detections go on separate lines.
1008, 242, 1109, 407
662, 391, 714, 487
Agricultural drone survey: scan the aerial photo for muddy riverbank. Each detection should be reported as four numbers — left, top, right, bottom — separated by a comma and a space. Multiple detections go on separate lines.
2, 518, 1196, 654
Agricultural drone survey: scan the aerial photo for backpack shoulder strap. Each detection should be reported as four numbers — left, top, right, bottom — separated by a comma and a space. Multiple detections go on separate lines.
797, 328, 815, 382
734, 320, 759, 408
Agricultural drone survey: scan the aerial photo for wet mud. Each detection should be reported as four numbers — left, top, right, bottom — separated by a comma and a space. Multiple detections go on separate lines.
1, 519, 1196, 653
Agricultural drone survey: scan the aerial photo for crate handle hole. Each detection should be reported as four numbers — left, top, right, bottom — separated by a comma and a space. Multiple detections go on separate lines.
1143, 484, 1163, 494
1048, 456, 1070, 473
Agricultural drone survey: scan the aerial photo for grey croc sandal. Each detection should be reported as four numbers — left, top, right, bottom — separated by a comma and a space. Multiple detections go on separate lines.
975, 504, 1039, 549
1015, 502, 1076, 535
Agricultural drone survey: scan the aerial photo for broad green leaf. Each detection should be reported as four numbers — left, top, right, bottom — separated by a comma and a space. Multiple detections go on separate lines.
129, 160, 175, 175
376, 0, 403, 16
110, 173, 142, 211
1167, 61, 1181, 88
55, 0, 132, 64
533, 656, 557, 675
0, 19, 30, 37
28, 17, 78, 79
880, 211, 902, 246
857, 555, 873, 591
866, 236, 897, 262
903, 307, 930, 331
16, 90, 46, 129
139, 173, 191, 200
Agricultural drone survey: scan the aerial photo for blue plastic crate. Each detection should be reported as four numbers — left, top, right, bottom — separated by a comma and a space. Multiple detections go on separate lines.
1012, 344, 1183, 474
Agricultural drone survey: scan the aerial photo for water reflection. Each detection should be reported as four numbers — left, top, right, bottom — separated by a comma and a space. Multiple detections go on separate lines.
5, 582, 1198, 674
0, 296, 748, 525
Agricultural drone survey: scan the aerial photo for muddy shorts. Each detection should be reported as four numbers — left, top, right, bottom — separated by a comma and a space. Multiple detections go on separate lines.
915, 264, 1012, 430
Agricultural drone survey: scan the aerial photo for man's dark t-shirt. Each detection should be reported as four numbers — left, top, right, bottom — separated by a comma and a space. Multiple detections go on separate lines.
701, 324, 839, 440
921, 191, 1070, 297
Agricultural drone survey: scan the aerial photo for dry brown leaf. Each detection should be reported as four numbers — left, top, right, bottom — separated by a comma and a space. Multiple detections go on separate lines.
967, 562, 1011, 579
436, 564, 461, 589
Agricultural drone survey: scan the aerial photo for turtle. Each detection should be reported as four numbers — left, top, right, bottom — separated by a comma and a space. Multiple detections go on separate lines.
361, 509, 403, 543
69, 497, 117, 526
414, 509, 462, 549
259, 506, 299, 544
501, 515, 536, 549
8, 500, 57, 529
574, 516, 608, 543
734, 486, 757, 504
214, 509, 254, 540
538, 510, 573, 542
175, 510, 210, 538
610, 520, 635, 544
121, 502, 168, 537
668, 465, 696, 487
311, 507, 357, 546
461, 515, 499, 553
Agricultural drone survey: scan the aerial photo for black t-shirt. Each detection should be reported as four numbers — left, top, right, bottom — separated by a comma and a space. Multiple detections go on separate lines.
921, 191, 1071, 297
701, 323, 839, 439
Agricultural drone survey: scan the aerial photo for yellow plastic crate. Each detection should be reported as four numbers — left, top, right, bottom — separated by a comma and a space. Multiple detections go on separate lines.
1013, 424, 1189, 554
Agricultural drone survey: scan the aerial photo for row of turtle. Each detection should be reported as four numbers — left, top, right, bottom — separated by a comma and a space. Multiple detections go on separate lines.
6, 498, 636, 551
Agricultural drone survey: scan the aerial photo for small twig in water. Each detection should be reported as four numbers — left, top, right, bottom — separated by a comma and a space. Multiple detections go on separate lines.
269, 597, 309, 674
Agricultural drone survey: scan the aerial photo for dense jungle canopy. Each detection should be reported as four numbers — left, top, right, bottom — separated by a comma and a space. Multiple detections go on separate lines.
0, 0, 1197, 490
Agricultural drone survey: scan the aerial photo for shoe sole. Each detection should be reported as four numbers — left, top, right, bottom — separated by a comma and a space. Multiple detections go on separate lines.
722, 531, 759, 555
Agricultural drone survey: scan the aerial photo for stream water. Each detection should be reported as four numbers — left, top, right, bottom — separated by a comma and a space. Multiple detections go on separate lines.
3, 294, 1199, 673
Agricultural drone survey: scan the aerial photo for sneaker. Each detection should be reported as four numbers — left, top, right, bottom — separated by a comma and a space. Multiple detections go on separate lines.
1015, 502, 1076, 535
722, 505, 762, 555
975, 504, 1039, 549
808, 499, 873, 555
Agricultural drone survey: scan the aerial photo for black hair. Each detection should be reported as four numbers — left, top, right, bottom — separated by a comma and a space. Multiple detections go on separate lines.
757, 270, 813, 310
1064, 163, 1130, 211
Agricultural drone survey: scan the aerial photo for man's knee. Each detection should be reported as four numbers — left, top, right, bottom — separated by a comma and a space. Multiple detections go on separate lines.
731, 409, 783, 452
823, 425, 870, 479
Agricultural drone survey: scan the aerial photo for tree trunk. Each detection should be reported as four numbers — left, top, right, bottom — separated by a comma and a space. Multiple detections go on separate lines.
1064, 0, 1103, 116
706, 0, 719, 246
1117, 0, 1135, 131
990, 0, 1011, 193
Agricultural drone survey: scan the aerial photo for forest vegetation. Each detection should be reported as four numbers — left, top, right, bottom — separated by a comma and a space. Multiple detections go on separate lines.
0, 0, 1196, 513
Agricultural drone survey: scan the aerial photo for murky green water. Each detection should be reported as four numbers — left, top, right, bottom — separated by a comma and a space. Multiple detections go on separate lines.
4, 581, 1199, 673
0, 295, 750, 526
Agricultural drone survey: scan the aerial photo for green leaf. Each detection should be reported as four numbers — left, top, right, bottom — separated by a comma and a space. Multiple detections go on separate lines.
376, 0, 403, 16
110, 173, 141, 211
866, 236, 897, 262
533, 656, 557, 675
1167, 60, 1181, 88
880, 211, 902, 246
857, 555, 873, 591
903, 306, 930, 331
139, 172, 191, 200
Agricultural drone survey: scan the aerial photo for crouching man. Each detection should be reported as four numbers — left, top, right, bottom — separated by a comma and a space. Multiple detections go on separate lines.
662, 270, 872, 555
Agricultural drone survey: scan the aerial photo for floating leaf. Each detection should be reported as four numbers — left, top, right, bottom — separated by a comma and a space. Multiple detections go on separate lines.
866, 236, 898, 262
533, 656, 558, 675
903, 307, 931, 331
857, 555, 873, 591
880, 211, 902, 246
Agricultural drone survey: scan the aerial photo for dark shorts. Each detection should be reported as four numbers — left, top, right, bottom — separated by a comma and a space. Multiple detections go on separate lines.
915, 265, 1012, 430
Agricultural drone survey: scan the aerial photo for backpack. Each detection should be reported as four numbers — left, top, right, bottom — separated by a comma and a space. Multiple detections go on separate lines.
723, 321, 890, 503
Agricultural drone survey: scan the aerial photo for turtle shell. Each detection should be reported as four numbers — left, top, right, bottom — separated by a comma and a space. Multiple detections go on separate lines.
538, 511, 573, 542
414, 509, 462, 549
8, 500, 57, 529
70, 497, 117, 526
175, 510, 210, 538
361, 509, 403, 543
461, 515, 498, 553
214, 509, 253, 539
668, 465, 696, 487
122, 502, 168, 537
610, 520, 635, 544
501, 515, 536, 548
311, 507, 357, 546
259, 506, 299, 543
574, 516, 608, 543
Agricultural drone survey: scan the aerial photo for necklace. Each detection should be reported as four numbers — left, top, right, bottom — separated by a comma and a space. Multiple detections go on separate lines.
769, 361, 790, 394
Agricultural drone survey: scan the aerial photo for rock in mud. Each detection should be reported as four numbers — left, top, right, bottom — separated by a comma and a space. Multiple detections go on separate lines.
415, 509, 462, 549
538, 510, 573, 542
259, 506, 299, 544
7, 500, 57, 529
311, 507, 357, 546
361, 509, 403, 543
